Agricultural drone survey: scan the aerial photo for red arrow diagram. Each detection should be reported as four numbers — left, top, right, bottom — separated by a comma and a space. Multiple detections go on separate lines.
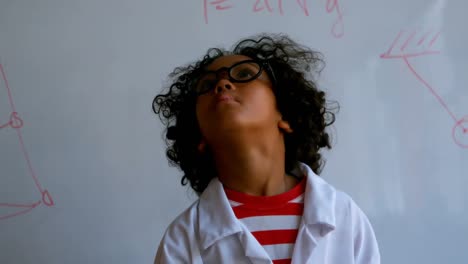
0, 64, 54, 221
380, 30, 468, 148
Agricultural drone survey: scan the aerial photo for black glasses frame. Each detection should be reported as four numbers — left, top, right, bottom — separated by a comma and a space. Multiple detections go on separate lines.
194, 59, 277, 95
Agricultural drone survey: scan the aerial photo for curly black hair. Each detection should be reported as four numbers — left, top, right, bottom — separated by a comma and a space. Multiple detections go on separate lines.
153, 33, 338, 195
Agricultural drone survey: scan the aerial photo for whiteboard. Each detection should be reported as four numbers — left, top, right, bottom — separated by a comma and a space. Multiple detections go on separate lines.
1, 0, 467, 263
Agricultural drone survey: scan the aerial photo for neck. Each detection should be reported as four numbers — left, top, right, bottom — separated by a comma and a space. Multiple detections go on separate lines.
209, 130, 298, 196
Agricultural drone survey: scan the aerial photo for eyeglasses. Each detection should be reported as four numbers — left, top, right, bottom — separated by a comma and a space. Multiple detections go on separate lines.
194, 60, 276, 95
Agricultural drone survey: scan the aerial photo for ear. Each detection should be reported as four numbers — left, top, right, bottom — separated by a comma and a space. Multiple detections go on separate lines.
198, 139, 207, 153
278, 120, 293, 133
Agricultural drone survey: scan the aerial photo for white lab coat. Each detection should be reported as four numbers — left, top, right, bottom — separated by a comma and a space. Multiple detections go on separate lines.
155, 163, 380, 264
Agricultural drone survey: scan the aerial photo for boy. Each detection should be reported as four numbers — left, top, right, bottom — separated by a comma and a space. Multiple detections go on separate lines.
153, 33, 380, 263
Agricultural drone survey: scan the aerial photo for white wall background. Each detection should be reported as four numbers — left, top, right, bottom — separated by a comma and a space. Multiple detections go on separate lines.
1, 0, 467, 263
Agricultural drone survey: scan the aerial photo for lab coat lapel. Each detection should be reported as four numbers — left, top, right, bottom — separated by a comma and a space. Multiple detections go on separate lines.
197, 178, 243, 250
291, 163, 337, 263
198, 178, 272, 263
291, 225, 318, 264
238, 223, 273, 264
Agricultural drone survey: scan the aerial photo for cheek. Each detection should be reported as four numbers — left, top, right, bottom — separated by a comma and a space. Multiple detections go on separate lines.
195, 100, 203, 123
195, 97, 209, 127
248, 86, 278, 112
250, 88, 281, 122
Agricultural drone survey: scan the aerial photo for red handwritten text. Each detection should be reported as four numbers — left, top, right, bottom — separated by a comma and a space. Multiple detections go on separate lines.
326, 0, 344, 38
204, 0, 234, 24
203, 0, 343, 38
253, 0, 274, 13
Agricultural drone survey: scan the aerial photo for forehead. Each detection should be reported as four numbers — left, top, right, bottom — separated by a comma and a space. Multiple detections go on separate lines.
206, 55, 253, 71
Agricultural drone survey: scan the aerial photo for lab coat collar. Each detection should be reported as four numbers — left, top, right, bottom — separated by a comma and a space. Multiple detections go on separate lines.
197, 162, 336, 251
197, 178, 243, 250
297, 162, 336, 234
290, 163, 337, 263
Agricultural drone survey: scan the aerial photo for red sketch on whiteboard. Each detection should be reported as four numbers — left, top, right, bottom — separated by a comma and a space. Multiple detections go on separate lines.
253, 0, 274, 13
252, 0, 310, 16
0, 63, 54, 221
453, 116, 468, 148
203, 0, 234, 24
380, 30, 468, 148
326, 0, 344, 38
203, 0, 343, 38
296, 0, 310, 16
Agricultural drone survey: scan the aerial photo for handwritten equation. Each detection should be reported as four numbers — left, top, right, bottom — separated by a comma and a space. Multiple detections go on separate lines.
0, 63, 54, 221
380, 29, 468, 148
203, 0, 344, 38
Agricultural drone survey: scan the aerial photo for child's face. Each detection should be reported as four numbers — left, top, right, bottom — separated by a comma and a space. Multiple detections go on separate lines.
195, 55, 282, 144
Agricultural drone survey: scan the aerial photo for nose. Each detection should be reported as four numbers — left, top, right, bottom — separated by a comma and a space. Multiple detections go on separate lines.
214, 78, 234, 94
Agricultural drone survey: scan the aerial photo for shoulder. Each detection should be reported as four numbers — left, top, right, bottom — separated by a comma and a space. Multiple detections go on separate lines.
334, 189, 364, 221
163, 200, 200, 235
299, 162, 380, 263
299, 162, 374, 229
332, 188, 381, 263
154, 200, 200, 264
331, 188, 374, 234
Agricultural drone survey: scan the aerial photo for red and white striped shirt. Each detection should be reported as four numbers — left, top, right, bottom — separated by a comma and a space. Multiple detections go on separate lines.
224, 177, 306, 264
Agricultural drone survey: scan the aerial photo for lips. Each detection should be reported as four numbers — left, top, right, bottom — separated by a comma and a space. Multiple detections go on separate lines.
215, 94, 236, 103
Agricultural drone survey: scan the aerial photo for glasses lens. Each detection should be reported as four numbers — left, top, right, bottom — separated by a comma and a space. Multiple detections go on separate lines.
230, 61, 261, 82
